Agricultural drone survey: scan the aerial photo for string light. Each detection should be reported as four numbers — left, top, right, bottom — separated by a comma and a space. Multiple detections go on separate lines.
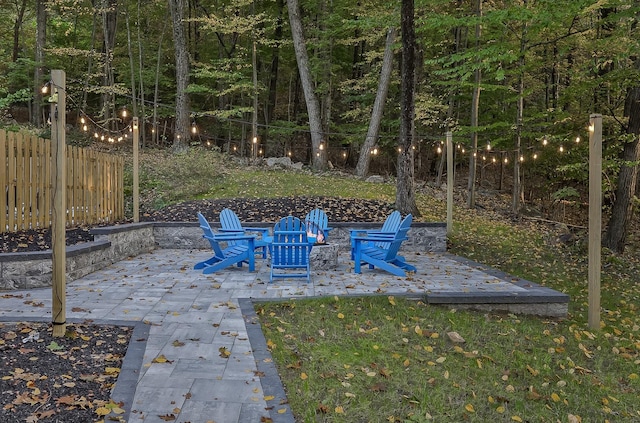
559, 145, 564, 153
542, 137, 548, 146
575, 136, 580, 143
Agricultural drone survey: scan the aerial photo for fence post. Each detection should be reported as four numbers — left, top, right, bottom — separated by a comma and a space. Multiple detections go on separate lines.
51, 70, 66, 337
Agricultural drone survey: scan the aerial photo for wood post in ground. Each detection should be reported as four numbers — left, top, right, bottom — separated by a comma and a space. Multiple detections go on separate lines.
51, 69, 66, 337
446, 131, 453, 235
588, 113, 602, 330
133, 116, 140, 223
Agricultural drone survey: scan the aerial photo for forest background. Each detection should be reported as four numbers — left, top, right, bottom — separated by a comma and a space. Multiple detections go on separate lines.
1, 0, 639, 253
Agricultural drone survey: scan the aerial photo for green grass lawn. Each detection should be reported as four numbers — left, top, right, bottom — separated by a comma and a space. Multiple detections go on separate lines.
134, 148, 640, 422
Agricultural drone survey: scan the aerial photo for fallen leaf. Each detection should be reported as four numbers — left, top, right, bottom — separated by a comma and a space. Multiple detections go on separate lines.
152, 355, 173, 364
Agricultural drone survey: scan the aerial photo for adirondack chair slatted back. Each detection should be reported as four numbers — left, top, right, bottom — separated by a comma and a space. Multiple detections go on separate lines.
219, 208, 270, 258
219, 208, 243, 232
198, 212, 225, 257
219, 208, 245, 247
351, 213, 416, 276
270, 216, 311, 282
194, 212, 256, 274
382, 214, 413, 260
304, 208, 330, 244
349, 210, 401, 259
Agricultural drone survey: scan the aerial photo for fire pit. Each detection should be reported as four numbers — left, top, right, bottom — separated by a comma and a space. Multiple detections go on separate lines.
309, 243, 339, 270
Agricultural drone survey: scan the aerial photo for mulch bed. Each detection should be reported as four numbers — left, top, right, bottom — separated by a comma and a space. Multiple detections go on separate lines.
0, 321, 131, 423
1, 196, 394, 253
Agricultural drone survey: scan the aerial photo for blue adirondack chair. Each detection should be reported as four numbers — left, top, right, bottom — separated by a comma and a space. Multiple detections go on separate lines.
219, 208, 271, 258
304, 208, 332, 245
269, 216, 312, 282
194, 212, 257, 274
351, 214, 416, 277
349, 210, 402, 259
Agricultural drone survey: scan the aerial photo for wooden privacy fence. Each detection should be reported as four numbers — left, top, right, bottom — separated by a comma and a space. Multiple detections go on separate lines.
1, 129, 124, 233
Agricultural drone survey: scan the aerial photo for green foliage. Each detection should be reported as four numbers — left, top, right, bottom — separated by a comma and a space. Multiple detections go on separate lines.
125, 147, 229, 211
0, 88, 32, 113
551, 187, 580, 202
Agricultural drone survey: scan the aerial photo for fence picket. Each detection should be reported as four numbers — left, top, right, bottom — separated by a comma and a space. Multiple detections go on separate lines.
1, 130, 124, 234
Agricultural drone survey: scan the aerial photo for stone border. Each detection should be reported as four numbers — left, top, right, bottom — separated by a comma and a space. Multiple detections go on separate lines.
0, 221, 446, 290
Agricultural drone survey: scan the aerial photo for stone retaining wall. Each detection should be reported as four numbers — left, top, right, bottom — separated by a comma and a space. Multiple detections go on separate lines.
152, 221, 447, 253
0, 223, 155, 290
0, 221, 446, 290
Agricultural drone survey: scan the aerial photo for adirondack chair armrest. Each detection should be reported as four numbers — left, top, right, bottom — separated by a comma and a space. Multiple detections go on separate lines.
243, 227, 271, 236
349, 229, 394, 236
208, 233, 256, 243
352, 233, 405, 243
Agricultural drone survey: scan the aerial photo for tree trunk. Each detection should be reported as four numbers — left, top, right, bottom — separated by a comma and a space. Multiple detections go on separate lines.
12, 0, 27, 62
603, 84, 640, 253
266, 0, 285, 125
287, 0, 326, 170
513, 16, 527, 215
153, 22, 166, 146
32, 0, 46, 127
168, 0, 190, 152
396, 0, 420, 217
125, 11, 138, 117
467, 0, 482, 209
136, 0, 146, 145
355, 28, 396, 178
101, 0, 118, 128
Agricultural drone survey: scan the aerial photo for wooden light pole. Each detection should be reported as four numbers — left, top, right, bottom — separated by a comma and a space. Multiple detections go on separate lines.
50, 70, 66, 337
133, 116, 140, 223
446, 131, 453, 234
588, 114, 602, 330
